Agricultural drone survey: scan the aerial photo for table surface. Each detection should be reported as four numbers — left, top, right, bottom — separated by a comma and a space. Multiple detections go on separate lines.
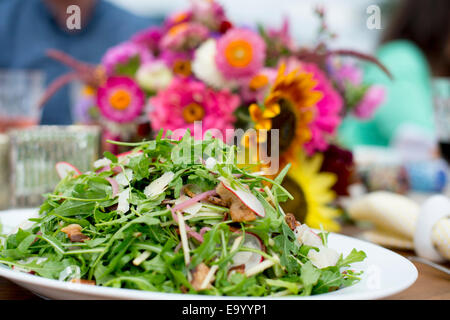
0, 225, 449, 300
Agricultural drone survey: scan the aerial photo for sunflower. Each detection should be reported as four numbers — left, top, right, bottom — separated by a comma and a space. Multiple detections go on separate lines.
263, 64, 323, 169
281, 151, 341, 232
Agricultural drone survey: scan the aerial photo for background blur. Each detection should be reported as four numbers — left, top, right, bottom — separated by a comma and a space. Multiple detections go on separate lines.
108, 0, 392, 52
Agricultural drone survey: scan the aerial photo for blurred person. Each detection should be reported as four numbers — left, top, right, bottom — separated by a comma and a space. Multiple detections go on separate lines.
339, 0, 450, 148
0, 0, 161, 125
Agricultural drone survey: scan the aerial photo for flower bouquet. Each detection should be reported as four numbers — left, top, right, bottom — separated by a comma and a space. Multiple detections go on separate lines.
40, 0, 389, 231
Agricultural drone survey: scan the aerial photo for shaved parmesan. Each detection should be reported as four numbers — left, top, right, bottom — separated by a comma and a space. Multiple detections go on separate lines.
144, 171, 175, 198
117, 188, 131, 214
307, 247, 340, 269
94, 158, 111, 170
115, 169, 133, 186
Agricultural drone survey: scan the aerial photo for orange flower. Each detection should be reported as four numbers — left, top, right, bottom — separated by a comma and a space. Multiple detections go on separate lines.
249, 74, 269, 91
182, 103, 205, 123
109, 89, 132, 111
173, 60, 192, 77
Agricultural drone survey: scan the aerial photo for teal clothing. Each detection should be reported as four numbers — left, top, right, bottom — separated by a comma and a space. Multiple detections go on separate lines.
338, 40, 435, 149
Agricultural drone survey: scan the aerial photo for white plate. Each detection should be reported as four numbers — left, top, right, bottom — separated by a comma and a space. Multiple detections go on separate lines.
0, 208, 418, 300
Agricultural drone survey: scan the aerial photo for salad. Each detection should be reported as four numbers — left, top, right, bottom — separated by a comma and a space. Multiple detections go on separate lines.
0, 132, 366, 296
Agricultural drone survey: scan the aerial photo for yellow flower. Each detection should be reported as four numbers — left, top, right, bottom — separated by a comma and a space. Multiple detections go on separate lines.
282, 151, 341, 232
249, 103, 280, 130
82, 85, 96, 96
264, 64, 322, 168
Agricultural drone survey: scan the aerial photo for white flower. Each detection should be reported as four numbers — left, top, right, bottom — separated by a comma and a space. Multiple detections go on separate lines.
117, 188, 131, 214
144, 171, 175, 199
136, 61, 173, 91
307, 247, 340, 269
115, 169, 133, 186
192, 39, 235, 90
294, 224, 323, 248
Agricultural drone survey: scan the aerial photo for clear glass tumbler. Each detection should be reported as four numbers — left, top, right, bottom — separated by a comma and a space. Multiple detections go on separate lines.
8, 125, 101, 208
0, 70, 44, 133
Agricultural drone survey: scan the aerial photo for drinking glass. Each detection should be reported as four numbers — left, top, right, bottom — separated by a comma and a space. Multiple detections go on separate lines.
0, 70, 44, 133
0, 134, 9, 209
8, 125, 101, 207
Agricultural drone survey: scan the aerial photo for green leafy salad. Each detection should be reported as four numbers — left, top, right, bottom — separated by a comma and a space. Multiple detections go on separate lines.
0, 132, 366, 296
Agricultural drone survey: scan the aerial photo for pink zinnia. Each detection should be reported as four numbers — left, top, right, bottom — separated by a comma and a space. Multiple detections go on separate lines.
149, 77, 240, 139
301, 63, 344, 155
97, 76, 145, 123
215, 28, 266, 80
353, 85, 385, 119
101, 42, 152, 76
160, 50, 193, 68
161, 22, 209, 51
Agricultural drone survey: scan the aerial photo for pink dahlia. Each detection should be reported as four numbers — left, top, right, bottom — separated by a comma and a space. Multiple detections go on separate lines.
215, 28, 266, 80
132, 26, 163, 54
97, 76, 146, 123
301, 62, 344, 155
161, 22, 209, 52
101, 42, 152, 76
353, 85, 385, 119
149, 77, 240, 138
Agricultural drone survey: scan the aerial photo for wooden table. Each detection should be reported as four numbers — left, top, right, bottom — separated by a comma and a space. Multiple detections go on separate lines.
0, 225, 448, 300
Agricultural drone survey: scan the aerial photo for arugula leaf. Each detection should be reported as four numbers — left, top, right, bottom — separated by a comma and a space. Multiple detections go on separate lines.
336, 249, 367, 268
299, 261, 321, 295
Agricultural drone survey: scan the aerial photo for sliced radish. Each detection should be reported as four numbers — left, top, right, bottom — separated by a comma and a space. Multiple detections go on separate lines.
218, 177, 265, 217
172, 190, 217, 214
144, 171, 175, 198
55, 162, 81, 179
174, 195, 203, 215
231, 231, 264, 271
106, 177, 119, 198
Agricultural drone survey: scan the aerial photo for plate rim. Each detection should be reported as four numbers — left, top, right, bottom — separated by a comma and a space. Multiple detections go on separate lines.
0, 208, 418, 300
0, 231, 418, 300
